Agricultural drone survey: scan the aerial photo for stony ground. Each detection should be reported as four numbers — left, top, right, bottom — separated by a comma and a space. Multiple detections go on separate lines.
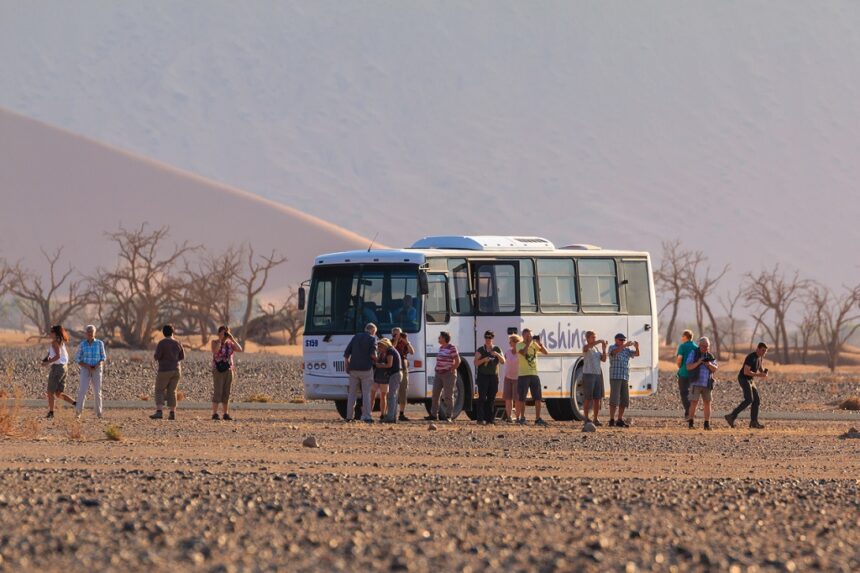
0, 407, 858, 572
2, 347, 858, 413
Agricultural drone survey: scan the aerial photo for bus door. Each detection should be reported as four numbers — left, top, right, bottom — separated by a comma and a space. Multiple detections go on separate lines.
472, 260, 522, 355
620, 258, 655, 389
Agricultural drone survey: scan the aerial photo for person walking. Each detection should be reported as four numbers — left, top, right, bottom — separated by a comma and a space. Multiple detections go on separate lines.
686, 337, 717, 430
515, 329, 549, 426
725, 342, 769, 430
426, 331, 460, 422
75, 325, 107, 419
608, 333, 639, 428
372, 338, 395, 420
581, 331, 607, 426
675, 330, 697, 421
392, 328, 414, 421
150, 324, 185, 420
211, 325, 243, 421
380, 339, 403, 423
501, 334, 521, 423
474, 330, 504, 425
344, 323, 378, 423
41, 325, 75, 418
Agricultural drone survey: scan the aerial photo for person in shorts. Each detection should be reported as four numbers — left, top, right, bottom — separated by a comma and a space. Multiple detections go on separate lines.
41, 325, 75, 418
515, 329, 549, 426
581, 331, 607, 426
725, 342, 768, 429
211, 325, 243, 421
686, 337, 718, 430
150, 324, 185, 420
501, 334, 522, 422
608, 333, 639, 428
675, 330, 697, 420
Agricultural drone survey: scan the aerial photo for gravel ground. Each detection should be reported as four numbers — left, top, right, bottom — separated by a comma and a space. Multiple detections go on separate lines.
0, 409, 857, 572
2, 346, 858, 412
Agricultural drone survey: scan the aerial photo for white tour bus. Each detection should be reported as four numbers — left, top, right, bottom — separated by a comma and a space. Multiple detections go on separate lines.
299, 236, 658, 421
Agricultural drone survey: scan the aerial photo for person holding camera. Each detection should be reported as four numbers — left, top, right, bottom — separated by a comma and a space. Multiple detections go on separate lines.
474, 330, 505, 425
515, 328, 549, 426
608, 333, 639, 427
211, 325, 243, 421
581, 331, 607, 426
686, 337, 717, 430
42, 324, 76, 419
392, 327, 414, 421
725, 342, 768, 429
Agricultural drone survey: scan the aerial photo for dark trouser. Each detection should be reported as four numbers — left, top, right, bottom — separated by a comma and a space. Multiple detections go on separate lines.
678, 375, 691, 418
476, 373, 499, 423
729, 376, 760, 423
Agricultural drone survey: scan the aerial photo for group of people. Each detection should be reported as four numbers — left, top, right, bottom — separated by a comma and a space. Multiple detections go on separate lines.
675, 329, 769, 430
40, 323, 244, 421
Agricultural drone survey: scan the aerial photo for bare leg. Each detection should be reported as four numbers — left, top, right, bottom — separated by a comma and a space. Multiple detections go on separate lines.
688, 400, 699, 421
535, 400, 542, 420
617, 405, 626, 421
47, 392, 55, 412
609, 404, 617, 421
515, 401, 525, 420
593, 400, 601, 421
582, 399, 592, 421
703, 400, 711, 422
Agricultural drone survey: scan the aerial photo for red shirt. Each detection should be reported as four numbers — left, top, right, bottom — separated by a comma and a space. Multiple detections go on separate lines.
435, 344, 459, 373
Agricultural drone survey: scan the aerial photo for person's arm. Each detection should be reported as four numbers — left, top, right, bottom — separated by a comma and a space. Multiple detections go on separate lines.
97, 341, 106, 367
705, 360, 718, 373
154, 342, 162, 364
496, 347, 506, 365
380, 353, 394, 369
631, 341, 640, 358
675, 354, 683, 368
45, 341, 61, 365
228, 334, 243, 353
452, 348, 461, 370
610, 345, 624, 356
178, 343, 185, 363
405, 341, 415, 355
536, 340, 549, 355
600, 341, 608, 362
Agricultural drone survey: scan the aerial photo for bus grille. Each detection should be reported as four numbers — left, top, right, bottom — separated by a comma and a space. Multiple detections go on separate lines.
333, 360, 345, 372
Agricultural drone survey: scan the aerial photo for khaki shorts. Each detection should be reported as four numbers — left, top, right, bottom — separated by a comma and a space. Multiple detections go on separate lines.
47, 364, 67, 394
688, 385, 712, 401
213, 369, 234, 403
156, 370, 181, 408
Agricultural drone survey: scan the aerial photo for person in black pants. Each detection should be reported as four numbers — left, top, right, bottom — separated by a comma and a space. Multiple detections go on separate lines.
725, 342, 769, 429
474, 330, 505, 425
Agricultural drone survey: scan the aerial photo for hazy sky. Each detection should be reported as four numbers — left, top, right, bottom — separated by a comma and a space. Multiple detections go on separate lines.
2, 1, 859, 289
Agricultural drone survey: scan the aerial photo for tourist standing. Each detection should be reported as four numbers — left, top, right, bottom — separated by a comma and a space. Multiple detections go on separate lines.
151, 324, 185, 420
211, 325, 243, 421
581, 331, 607, 426
41, 325, 75, 418
372, 338, 395, 420
686, 337, 717, 430
501, 334, 522, 423
381, 339, 403, 423
725, 342, 768, 429
426, 331, 460, 422
392, 328, 414, 421
75, 325, 107, 419
474, 330, 504, 425
344, 323, 378, 423
608, 333, 639, 428
515, 329, 549, 426
675, 330, 697, 420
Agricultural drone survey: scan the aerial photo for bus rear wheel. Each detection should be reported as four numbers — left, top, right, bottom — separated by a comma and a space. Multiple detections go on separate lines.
335, 399, 359, 420
422, 371, 466, 420
545, 366, 586, 422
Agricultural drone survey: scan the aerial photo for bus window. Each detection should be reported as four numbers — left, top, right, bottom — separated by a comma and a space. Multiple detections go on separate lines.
622, 259, 652, 315
475, 262, 518, 314
519, 258, 537, 312
425, 274, 450, 323
537, 258, 578, 312
579, 258, 619, 312
448, 258, 473, 315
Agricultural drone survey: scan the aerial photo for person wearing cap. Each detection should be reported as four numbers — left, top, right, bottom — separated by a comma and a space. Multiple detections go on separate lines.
608, 333, 639, 427
474, 330, 505, 425
74, 325, 107, 419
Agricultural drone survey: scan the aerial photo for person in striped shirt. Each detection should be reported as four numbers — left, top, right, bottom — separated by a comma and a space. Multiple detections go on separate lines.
426, 331, 460, 422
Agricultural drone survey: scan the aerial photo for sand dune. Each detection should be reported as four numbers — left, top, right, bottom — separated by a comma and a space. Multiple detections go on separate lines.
0, 108, 376, 292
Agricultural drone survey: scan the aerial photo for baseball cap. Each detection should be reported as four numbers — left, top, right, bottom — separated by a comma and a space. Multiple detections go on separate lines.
614, 333, 627, 340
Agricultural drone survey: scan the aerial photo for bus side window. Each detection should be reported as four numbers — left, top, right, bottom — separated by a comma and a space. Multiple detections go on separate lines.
579, 258, 619, 312
621, 259, 652, 315
426, 274, 450, 323
448, 258, 473, 315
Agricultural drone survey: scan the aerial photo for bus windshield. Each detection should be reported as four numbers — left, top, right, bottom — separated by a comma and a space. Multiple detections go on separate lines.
305, 264, 422, 335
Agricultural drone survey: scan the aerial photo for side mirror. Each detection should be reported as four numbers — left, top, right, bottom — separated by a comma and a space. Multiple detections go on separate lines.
418, 270, 429, 295
298, 287, 306, 310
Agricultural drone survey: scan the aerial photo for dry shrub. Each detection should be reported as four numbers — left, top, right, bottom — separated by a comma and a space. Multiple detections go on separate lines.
839, 397, 860, 411
104, 424, 122, 441
137, 394, 150, 402
244, 394, 273, 403
0, 386, 23, 437
57, 407, 84, 441
176, 390, 185, 402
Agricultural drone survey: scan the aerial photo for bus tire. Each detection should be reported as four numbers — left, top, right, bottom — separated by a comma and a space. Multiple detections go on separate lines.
422, 371, 467, 420
334, 399, 359, 420
546, 365, 586, 422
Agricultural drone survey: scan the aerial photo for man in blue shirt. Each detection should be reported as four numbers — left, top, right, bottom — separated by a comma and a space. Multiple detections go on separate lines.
686, 337, 718, 430
75, 324, 107, 419
608, 333, 639, 428
344, 322, 378, 423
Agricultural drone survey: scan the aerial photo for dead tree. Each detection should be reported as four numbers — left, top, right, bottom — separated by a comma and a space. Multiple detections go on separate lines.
796, 306, 818, 365
7, 248, 91, 333
174, 247, 242, 346
684, 251, 728, 358
93, 225, 197, 348
280, 288, 304, 345
235, 246, 286, 345
743, 266, 807, 364
654, 240, 692, 345
807, 283, 860, 372
719, 285, 745, 359
246, 289, 304, 345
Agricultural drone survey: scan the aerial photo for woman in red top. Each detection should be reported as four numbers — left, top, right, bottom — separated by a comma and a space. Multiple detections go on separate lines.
426, 331, 460, 422
211, 325, 243, 421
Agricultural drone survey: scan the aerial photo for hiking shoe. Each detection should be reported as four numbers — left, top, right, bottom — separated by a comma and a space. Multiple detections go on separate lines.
517, 417, 527, 425
398, 413, 410, 422
616, 419, 629, 428
476, 420, 485, 426
363, 418, 374, 424
535, 418, 549, 427
222, 413, 233, 421
505, 416, 514, 424
608, 419, 616, 427
212, 413, 220, 421
750, 421, 765, 429
168, 411, 175, 421
424, 415, 438, 421
724, 414, 736, 428
687, 419, 694, 429
703, 421, 711, 430
46, 411, 54, 419
149, 411, 163, 420
592, 419, 602, 427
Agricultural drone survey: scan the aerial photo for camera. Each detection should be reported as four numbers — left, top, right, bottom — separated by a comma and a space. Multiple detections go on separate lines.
533, 335, 540, 342
763, 368, 769, 374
